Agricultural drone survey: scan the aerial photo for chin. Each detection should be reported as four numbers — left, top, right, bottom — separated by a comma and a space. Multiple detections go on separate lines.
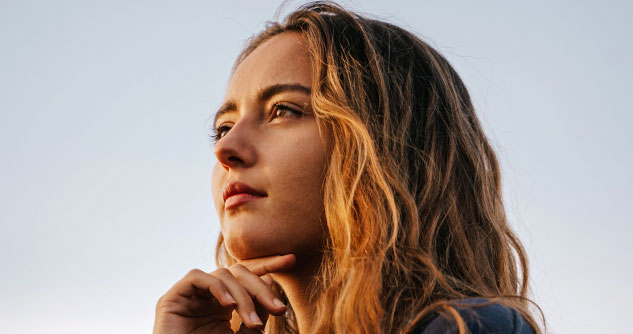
223, 230, 282, 260
219, 211, 326, 261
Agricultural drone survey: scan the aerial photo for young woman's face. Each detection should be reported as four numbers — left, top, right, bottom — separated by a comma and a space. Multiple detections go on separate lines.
211, 32, 329, 261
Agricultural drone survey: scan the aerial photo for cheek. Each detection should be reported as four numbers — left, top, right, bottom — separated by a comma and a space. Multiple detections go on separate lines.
218, 122, 331, 260
267, 132, 321, 183
210, 163, 226, 215
265, 125, 330, 225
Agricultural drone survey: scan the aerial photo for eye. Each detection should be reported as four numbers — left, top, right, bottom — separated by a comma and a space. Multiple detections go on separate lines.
270, 102, 302, 120
211, 125, 231, 143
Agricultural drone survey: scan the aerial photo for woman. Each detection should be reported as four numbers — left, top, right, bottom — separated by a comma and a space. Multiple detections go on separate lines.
153, 2, 544, 333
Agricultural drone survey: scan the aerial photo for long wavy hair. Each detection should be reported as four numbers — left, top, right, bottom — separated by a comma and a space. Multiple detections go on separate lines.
215, 2, 544, 333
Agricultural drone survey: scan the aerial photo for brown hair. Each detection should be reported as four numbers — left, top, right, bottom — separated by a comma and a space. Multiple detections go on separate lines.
215, 1, 545, 333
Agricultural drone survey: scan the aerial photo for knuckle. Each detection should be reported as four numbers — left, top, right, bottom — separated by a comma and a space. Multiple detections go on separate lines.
231, 263, 247, 272
155, 297, 178, 313
186, 268, 204, 277
155, 294, 174, 310
155, 294, 166, 306
229, 264, 248, 278
213, 267, 232, 277
206, 274, 221, 287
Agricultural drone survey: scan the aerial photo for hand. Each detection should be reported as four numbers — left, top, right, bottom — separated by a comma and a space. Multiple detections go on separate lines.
153, 254, 296, 334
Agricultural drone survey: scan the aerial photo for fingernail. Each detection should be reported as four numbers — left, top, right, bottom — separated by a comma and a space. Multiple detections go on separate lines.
272, 298, 285, 308
250, 311, 263, 325
225, 292, 236, 304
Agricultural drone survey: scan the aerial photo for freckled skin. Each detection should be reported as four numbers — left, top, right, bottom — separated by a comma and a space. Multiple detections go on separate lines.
211, 33, 330, 261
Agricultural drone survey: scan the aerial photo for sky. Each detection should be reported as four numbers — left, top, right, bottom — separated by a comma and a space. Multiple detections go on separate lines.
1, 0, 631, 333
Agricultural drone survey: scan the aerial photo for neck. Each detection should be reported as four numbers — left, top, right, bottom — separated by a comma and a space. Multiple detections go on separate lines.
272, 253, 322, 334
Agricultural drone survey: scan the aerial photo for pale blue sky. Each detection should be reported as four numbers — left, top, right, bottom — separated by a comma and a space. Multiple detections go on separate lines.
1, 1, 631, 333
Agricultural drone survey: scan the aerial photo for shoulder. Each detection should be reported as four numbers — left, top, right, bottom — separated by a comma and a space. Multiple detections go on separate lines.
412, 298, 535, 334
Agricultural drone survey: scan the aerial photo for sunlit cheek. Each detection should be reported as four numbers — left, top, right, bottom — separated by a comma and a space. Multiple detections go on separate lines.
210, 163, 226, 214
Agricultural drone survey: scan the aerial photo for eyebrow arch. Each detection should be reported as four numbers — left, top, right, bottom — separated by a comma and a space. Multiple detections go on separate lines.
213, 83, 311, 127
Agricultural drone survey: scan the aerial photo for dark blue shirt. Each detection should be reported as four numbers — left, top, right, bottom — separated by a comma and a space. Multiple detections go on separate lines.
412, 298, 534, 333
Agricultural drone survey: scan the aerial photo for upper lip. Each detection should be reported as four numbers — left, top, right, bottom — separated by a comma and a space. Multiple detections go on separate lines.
222, 181, 267, 203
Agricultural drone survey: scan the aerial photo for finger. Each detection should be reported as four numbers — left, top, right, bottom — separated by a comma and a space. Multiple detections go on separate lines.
238, 254, 296, 276
230, 264, 287, 316
168, 269, 237, 308
260, 274, 273, 287
213, 268, 265, 329
237, 320, 265, 334
236, 302, 270, 334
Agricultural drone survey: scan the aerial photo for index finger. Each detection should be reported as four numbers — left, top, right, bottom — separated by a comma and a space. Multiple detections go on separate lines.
237, 254, 296, 276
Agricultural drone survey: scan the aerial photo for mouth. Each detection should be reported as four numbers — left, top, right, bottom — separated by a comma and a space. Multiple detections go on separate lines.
222, 181, 267, 210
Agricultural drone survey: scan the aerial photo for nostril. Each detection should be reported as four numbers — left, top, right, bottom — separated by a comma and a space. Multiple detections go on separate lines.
215, 142, 253, 169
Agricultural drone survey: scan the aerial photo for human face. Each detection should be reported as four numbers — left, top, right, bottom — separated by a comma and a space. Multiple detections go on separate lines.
211, 33, 330, 261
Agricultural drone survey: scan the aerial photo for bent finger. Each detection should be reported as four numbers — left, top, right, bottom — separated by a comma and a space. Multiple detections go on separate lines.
261, 274, 273, 287
238, 254, 296, 276
230, 264, 287, 316
167, 269, 237, 308
213, 268, 266, 329
237, 302, 271, 334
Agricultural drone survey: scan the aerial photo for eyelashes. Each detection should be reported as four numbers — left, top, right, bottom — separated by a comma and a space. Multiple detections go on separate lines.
210, 125, 231, 143
269, 102, 302, 119
209, 102, 303, 144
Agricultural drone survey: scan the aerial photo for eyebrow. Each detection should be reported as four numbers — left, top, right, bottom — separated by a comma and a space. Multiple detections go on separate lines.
213, 83, 311, 126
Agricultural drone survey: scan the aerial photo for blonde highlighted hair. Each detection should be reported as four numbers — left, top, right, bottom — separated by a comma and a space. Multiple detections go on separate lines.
215, 1, 545, 333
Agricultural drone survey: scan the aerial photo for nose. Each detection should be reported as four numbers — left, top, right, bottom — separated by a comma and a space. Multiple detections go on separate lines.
213, 120, 257, 171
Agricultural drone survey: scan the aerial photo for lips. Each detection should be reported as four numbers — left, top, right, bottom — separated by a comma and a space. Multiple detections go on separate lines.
222, 181, 267, 209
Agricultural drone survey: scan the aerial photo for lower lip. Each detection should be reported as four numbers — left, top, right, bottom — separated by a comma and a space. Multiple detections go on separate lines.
224, 193, 265, 210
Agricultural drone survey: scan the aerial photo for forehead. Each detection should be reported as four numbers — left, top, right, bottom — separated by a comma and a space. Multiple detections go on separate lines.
225, 32, 312, 99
